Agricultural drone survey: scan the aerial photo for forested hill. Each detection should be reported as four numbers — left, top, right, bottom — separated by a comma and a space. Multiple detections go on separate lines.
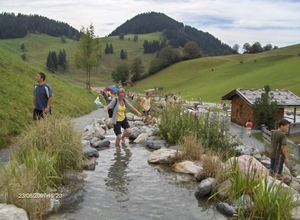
0, 12, 80, 40
109, 12, 232, 56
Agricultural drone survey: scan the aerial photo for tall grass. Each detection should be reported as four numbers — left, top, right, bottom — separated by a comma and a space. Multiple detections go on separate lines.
158, 104, 240, 155
0, 114, 84, 219
176, 133, 225, 178
211, 157, 293, 219
17, 114, 84, 173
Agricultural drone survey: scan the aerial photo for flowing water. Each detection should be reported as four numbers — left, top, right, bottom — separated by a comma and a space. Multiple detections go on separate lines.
49, 132, 227, 220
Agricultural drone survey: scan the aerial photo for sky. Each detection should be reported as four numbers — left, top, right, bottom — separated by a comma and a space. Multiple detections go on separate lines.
1, 0, 299, 51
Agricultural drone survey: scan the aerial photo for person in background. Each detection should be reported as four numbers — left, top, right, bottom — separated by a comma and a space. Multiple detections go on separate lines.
33, 72, 53, 120
104, 88, 142, 147
245, 119, 253, 137
269, 118, 290, 180
140, 91, 152, 125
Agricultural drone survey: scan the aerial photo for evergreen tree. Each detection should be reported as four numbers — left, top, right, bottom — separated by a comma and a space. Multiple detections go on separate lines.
109, 43, 114, 53
51, 51, 58, 70
21, 53, 26, 61
20, 43, 25, 52
120, 49, 125, 59
46, 51, 55, 72
254, 85, 278, 130
105, 43, 110, 54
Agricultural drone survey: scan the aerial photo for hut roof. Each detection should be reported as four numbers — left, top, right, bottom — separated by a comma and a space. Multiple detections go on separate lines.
222, 88, 300, 108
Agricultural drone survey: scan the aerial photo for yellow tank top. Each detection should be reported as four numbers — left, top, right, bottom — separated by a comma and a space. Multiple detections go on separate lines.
142, 97, 151, 111
117, 104, 126, 121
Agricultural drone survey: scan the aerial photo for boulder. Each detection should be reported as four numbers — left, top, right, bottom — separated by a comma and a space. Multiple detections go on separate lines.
194, 177, 217, 198
147, 149, 182, 164
0, 204, 28, 220
83, 158, 97, 171
83, 145, 99, 158
172, 160, 203, 176
215, 202, 237, 217
291, 206, 300, 220
93, 140, 110, 150
133, 133, 148, 143
226, 155, 269, 177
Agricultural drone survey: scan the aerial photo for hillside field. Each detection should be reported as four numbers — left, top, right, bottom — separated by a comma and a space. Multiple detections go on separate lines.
131, 44, 300, 102
0, 33, 161, 86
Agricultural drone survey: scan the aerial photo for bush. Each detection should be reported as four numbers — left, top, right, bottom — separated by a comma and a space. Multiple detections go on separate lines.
158, 104, 240, 155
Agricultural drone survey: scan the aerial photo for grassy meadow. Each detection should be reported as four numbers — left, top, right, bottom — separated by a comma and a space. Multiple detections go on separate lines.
131, 44, 300, 102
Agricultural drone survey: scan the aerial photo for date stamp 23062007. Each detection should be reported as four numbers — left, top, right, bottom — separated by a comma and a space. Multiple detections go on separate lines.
18, 193, 63, 199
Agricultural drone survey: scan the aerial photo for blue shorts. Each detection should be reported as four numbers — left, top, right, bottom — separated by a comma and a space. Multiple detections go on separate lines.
113, 118, 130, 135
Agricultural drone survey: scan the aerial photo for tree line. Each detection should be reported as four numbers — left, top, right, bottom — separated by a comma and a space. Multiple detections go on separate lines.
232, 42, 278, 54
0, 12, 80, 40
46, 50, 67, 72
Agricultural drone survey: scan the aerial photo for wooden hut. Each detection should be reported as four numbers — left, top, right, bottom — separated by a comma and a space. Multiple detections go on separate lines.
222, 88, 300, 128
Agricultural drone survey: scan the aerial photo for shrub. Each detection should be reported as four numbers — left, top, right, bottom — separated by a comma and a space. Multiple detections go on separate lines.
158, 104, 240, 155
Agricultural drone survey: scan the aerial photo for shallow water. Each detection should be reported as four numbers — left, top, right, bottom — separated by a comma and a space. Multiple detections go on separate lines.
49, 132, 227, 220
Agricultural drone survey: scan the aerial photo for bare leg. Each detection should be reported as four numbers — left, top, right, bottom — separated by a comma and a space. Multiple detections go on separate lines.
146, 115, 152, 125
115, 134, 122, 147
121, 127, 131, 143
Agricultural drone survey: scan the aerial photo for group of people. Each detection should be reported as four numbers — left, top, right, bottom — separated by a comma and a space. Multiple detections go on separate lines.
33, 72, 291, 180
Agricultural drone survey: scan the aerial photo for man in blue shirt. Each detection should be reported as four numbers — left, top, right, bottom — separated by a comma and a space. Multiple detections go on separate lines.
33, 72, 53, 120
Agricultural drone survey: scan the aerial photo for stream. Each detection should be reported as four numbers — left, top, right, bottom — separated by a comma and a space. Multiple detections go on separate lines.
48, 131, 227, 220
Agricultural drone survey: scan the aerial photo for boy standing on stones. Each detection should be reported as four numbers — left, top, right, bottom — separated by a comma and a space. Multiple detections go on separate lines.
269, 118, 290, 180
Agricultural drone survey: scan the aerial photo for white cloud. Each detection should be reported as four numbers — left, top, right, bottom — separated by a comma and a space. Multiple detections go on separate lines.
0, 0, 299, 49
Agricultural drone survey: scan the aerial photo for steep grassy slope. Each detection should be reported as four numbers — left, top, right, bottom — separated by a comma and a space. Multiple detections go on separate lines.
131, 44, 300, 102
0, 48, 99, 148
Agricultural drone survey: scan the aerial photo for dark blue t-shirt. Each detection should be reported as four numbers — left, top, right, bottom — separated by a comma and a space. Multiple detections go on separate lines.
34, 83, 53, 110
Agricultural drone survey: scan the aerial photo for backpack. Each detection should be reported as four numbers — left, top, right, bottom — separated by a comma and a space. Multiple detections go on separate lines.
108, 98, 117, 118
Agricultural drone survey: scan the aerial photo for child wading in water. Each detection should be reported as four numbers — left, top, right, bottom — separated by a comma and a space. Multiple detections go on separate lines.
140, 91, 152, 125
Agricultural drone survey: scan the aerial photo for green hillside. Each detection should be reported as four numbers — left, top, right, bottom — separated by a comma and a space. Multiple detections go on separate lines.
131, 44, 300, 102
0, 33, 160, 86
0, 48, 99, 148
